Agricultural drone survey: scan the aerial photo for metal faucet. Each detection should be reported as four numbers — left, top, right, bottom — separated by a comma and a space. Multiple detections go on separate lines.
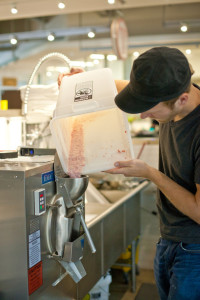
22, 52, 71, 116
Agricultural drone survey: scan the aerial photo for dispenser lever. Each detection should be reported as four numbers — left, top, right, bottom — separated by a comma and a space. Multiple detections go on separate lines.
76, 207, 96, 253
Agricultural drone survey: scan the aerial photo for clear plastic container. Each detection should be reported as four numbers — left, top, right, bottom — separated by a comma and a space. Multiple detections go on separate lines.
50, 68, 134, 176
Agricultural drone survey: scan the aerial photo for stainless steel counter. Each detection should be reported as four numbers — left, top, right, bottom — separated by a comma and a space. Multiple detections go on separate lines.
86, 181, 149, 228
74, 180, 149, 299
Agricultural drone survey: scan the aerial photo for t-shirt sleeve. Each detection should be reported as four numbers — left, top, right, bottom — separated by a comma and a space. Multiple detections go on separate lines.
194, 136, 200, 184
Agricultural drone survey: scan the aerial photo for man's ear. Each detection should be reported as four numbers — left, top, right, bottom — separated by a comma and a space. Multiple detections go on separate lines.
175, 93, 189, 107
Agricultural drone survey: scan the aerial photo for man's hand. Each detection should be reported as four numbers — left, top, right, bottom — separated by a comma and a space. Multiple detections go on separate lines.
58, 67, 84, 87
105, 159, 151, 178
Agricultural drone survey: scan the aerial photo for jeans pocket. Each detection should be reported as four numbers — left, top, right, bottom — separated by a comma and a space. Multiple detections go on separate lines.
180, 242, 200, 253
156, 237, 162, 245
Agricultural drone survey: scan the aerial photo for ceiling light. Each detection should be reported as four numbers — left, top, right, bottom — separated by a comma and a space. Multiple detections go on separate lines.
180, 24, 188, 32
11, 6, 18, 14
88, 31, 95, 38
108, 0, 115, 4
46, 71, 52, 77
107, 55, 117, 61
93, 60, 100, 65
85, 62, 94, 67
47, 33, 55, 41
186, 49, 191, 55
90, 54, 105, 60
10, 37, 18, 45
133, 51, 140, 58
58, 2, 65, 9
71, 61, 94, 68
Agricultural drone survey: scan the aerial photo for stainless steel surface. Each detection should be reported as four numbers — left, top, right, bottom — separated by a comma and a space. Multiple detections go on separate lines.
47, 174, 90, 285
63, 234, 84, 262
0, 158, 149, 299
76, 206, 96, 254
59, 260, 86, 284
46, 194, 72, 256
54, 151, 66, 178
56, 175, 89, 205
0, 167, 28, 300
86, 181, 148, 228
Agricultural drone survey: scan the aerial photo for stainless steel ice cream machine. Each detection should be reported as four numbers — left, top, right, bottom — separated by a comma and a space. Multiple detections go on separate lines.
0, 154, 149, 300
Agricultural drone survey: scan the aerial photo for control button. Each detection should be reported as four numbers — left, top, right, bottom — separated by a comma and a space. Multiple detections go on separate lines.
34, 189, 46, 216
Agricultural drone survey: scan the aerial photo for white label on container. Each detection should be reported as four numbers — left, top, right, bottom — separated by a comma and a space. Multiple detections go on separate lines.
74, 81, 93, 102
29, 230, 41, 268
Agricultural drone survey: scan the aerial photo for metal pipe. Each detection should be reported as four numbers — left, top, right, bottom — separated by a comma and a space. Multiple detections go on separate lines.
22, 52, 71, 115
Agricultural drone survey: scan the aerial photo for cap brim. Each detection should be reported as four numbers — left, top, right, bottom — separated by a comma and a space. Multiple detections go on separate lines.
115, 83, 158, 114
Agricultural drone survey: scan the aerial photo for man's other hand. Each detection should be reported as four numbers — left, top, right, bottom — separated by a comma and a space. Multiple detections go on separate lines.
58, 67, 84, 87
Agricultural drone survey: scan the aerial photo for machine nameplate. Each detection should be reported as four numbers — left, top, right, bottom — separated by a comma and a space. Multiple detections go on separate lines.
42, 170, 55, 184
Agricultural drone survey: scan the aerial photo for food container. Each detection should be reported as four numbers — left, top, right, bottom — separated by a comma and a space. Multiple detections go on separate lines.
50, 68, 134, 176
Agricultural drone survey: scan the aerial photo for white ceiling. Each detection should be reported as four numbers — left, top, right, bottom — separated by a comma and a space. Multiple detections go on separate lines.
0, 0, 199, 21
0, 0, 200, 83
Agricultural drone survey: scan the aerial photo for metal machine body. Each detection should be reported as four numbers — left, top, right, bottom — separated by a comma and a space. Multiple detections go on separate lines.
0, 159, 92, 300
0, 157, 148, 300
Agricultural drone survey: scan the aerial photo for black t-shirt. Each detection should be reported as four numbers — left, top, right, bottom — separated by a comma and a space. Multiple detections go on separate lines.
158, 84, 200, 243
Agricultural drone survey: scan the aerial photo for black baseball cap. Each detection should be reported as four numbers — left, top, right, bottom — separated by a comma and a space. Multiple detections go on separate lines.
115, 47, 192, 114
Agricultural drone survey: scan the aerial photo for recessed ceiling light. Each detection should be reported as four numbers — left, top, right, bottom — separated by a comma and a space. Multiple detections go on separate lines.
88, 31, 95, 38
107, 55, 117, 61
108, 0, 115, 4
90, 54, 105, 59
47, 33, 55, 41
58, 2, 65, 9
11, 6, 18, 14
133, 51, 139, 58
180, 24, 188, 32
186, 49, 191, 55
10, 37, 18, 45
46, 71, 52, 77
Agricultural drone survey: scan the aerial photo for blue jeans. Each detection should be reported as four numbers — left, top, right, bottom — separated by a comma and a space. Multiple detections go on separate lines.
154, 238, 200, 300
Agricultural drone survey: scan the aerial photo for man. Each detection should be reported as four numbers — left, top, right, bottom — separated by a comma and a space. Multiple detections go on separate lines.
106, 47, 200, 300
58, 47, 200, 299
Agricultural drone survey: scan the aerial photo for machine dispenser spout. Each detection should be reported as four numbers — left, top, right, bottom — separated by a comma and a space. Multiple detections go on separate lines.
55, 175, 96, 253
47, 169, 96, 286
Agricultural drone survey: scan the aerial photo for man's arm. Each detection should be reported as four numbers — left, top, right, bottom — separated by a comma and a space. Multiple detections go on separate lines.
106, 159, 200, 224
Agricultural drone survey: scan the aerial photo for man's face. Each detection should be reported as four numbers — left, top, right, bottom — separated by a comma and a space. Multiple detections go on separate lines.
140, 102, 178, 123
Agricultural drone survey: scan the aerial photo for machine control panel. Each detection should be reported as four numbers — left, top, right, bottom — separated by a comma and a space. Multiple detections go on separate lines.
34, 189, 46, 215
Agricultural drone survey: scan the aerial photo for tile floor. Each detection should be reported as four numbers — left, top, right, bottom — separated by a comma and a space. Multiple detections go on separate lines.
109, 268, 156, 300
